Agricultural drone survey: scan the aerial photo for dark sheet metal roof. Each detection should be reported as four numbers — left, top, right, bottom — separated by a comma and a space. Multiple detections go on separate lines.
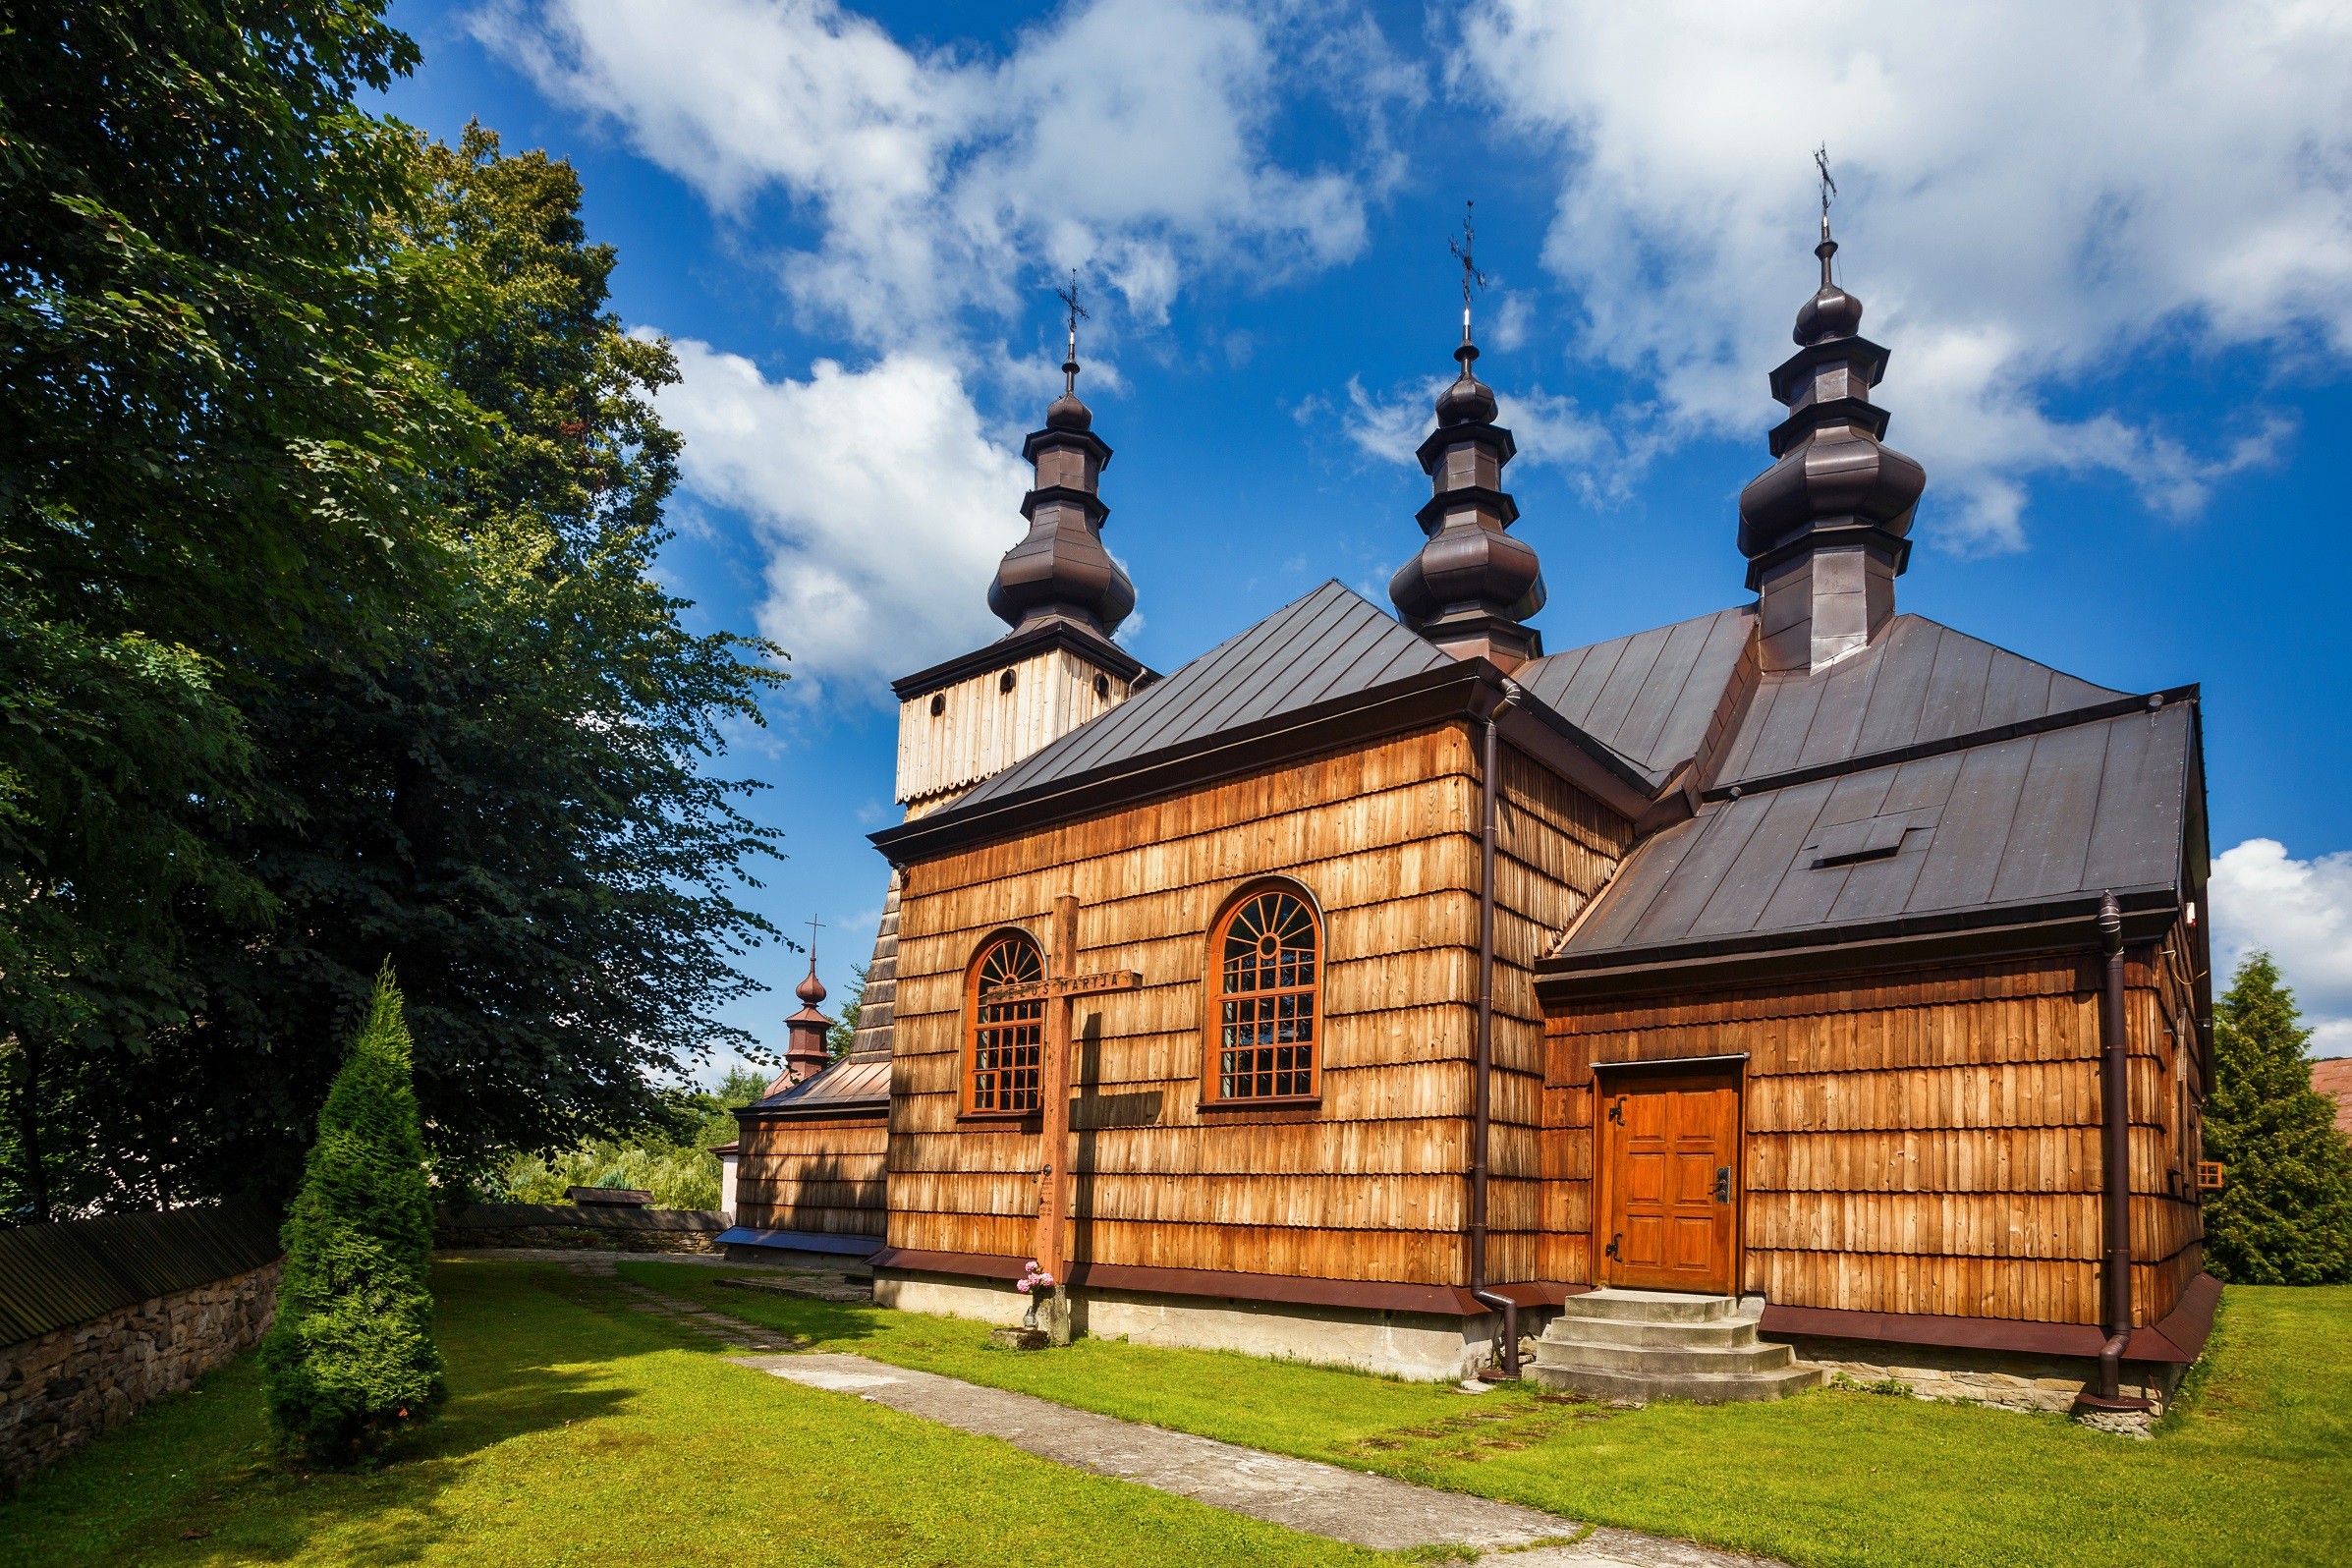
939, 580, 1452, 817
0, 1203, 281, 1344
750, 1054, 890, 1117
1711, 614, 2121, 792
1514, 606, 1756, 791
1557, 701, 2193, 968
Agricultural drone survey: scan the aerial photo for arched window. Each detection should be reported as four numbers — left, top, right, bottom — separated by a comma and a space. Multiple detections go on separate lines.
1206, 884, 1322, 1102
966, 930, 1045, 1114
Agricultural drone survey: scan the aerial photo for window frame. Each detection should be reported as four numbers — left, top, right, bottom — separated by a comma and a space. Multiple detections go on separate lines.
962, 926, 1048, 1119
1199, 878, 1327, 1109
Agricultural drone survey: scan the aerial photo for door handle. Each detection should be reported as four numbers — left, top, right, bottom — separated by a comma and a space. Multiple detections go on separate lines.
1713, 1165, 1732, 1204
1604, 1233, 1621, 1260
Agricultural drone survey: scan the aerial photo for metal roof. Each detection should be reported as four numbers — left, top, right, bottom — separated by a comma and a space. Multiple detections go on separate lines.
1557, 700, 2194, 967
1514, 606, 1755, 791
1711, 614, 2122, 792
939, 581, 1452, 817
0, 1203, 281, 1344
751, 1054, 890, 1116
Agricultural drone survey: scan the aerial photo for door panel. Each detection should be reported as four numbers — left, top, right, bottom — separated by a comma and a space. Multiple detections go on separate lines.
1598, 1068, 1740, 1294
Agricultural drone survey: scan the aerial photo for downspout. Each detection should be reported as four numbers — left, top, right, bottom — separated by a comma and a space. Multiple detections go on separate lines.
2089, 890, 2147, 1409
1470, 680, 1524, 1378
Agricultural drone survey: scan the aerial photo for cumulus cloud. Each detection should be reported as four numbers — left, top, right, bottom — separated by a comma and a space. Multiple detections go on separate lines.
1453, 1, 2350, 548
655, 339, 1029, 702
1341, 375, 1622, 493
2211, 839, 2352, 1058
475, 0, 1411, 348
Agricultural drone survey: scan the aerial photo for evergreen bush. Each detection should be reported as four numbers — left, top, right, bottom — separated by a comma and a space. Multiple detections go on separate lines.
260, 968, 445, 1463
2204, 952, 2352, 1285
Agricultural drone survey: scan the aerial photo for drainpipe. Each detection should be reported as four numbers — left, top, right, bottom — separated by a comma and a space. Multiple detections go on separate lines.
2090, 890, 2146, 1409
1469, 679, 1524, 1378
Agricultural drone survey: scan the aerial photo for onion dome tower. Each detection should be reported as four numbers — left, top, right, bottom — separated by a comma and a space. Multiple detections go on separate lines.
1736, 172, 1926, 672
781, 949, 832, 1087
986, 312, 1136, 639
1390, 205, 1545, 670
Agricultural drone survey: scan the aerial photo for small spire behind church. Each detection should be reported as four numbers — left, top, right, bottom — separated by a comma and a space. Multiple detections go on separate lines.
781, 918, 832, 1085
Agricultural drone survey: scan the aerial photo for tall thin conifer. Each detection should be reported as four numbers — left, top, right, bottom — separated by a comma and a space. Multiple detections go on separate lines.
2204, 952, 2352, 1285
259, 968, 445, 1462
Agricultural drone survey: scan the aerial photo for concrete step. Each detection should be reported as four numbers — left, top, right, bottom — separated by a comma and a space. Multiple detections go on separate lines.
1532, 1335, 1798, 1377
1554, 1289, 1740, 1324
1539, 1314, 1764, 1350
1531, 1360, 1825, 1405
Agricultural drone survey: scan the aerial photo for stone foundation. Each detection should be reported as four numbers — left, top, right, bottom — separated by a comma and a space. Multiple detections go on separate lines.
1780, 1334, 2181, 1420
0, 1260, 281, 1488
874, 1269, 1509, 1381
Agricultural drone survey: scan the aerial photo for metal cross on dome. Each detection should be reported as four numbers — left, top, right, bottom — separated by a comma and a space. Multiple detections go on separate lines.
806, 913, 822, 961
1054, 269, 1089, 394
1449, 198, 1488, 341
1815, 144, 1838, 234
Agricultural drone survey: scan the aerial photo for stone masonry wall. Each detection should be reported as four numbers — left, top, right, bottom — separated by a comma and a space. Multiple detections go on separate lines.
1784, 1335, 2182, 1425
0, 1260, 281, 1488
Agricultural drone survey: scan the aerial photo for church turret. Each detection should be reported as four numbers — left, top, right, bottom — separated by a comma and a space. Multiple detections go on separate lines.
1390, 204, 1545, 670
985, 292, 1136, 639
1737, 158, 1926, 672
781, 950, 832, 1087
890, 277, 1153, 820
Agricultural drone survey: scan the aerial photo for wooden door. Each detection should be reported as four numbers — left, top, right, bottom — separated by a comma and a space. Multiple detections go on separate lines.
1597, 1067, 1741, 1294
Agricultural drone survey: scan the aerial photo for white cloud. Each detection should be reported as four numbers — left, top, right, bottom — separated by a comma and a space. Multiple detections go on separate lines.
1454, 1, 2351, 548
475, 0, 1409, 349
654, 338, 1029, 702
2211, 839, 2352, 1058
1341, 374, 1623, 494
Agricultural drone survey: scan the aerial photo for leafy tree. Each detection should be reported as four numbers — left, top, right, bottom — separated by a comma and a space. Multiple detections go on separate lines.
827, 964, 870, 1060
0, 0, 465, 1216
496, 1067, 772, 1208
260, 969, 444, 1465
2204, 952, 2352, 1285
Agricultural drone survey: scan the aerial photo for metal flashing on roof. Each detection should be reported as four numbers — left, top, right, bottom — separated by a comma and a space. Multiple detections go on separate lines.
891, 616, 1149, 700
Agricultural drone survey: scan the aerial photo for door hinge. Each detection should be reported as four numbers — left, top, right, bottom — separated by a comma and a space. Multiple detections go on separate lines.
1713, 1165, 1732, 1204
1604, 1233, 1621, 1260
1606, 1098, 1625, 1125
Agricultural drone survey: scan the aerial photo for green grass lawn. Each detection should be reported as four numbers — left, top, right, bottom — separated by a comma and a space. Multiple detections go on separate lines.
0, 1260, 1381, 1568
621, 1260, 2352, 1568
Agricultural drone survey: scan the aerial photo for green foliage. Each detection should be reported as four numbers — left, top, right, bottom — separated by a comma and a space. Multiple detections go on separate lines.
495, 1067, 771, 1210
827, 964, 869, 1059
0, 0, 463, 1217
259, 971, 444, 1465
2205, 952, 2352, 1285
2, 17, 789, 1220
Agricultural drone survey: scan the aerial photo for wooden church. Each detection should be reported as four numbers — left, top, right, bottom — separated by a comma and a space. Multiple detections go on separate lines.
723, 215, 2219, 1415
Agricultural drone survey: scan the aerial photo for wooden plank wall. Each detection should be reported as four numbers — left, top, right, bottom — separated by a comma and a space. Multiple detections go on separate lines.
1490, 745, 1637, 1285
736, 1115, 889, 1238
2135, 924, 2208, 1322
1545, 945, 2201, 1325
890, 725, 1499, 1283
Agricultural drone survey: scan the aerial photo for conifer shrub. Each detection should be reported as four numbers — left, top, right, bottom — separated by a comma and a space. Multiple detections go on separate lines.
2204, 951, 2352, 1285
260, 968, 446, 1463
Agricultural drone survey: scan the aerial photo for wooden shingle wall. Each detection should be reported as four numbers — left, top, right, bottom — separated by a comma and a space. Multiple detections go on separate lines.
1544, 939, 2205, 1325
889, 725, 1500, 1283
736, 1115, 889, 1238
1490, 744, 1637, 1285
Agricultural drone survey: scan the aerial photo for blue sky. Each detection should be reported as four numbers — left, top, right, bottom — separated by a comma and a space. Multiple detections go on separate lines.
379, 0, 2352, 1063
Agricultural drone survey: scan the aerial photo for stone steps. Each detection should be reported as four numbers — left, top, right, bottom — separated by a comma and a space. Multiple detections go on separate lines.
1529, 1289, 1823, 1405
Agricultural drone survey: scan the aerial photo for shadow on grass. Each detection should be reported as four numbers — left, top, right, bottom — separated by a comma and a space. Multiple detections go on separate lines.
0, 1261, 692, 1568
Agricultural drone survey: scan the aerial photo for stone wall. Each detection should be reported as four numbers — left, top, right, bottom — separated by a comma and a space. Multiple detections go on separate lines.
0, 1260, 280, 1488
1785, 1335, 2182, 1426
441, 1223, 718, 1254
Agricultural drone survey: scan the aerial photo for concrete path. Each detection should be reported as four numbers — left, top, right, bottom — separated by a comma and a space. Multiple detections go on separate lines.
735, 1351, 1781, 1568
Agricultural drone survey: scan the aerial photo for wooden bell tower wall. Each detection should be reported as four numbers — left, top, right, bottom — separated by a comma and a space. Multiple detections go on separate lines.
734, 1114, 890, 1240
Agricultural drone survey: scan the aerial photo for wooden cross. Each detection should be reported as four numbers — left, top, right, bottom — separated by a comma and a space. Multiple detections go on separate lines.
980, 893, 1140, 1286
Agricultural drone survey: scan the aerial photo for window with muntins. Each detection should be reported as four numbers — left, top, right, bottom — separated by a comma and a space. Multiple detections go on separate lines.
967, 932, 1045, 1113
1211, 887, 1320, 1100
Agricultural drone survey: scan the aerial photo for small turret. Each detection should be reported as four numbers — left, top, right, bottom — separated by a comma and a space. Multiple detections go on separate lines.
781, 951, 831, 1086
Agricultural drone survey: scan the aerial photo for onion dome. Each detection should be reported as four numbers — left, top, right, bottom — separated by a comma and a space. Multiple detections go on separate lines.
782, 949, 832, 1086
1389, 332, 1546, 669
1735, 208, 1926, 671
987, 340, 1135, 638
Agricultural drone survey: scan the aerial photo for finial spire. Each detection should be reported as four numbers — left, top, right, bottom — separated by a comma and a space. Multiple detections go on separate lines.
1055, 269, 1088, 396
1448, 199, 1487, 355
1813, 145, 1838, 284
783, 913, 831, 1083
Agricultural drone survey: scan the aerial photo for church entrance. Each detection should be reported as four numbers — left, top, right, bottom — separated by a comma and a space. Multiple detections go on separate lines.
1595, 1061, 1743, 1296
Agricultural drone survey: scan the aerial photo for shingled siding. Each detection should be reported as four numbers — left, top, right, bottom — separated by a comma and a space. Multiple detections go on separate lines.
1543, 945, 2200, 1326
735, 1115, 889, 1239
888, 724, 1494, 1285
